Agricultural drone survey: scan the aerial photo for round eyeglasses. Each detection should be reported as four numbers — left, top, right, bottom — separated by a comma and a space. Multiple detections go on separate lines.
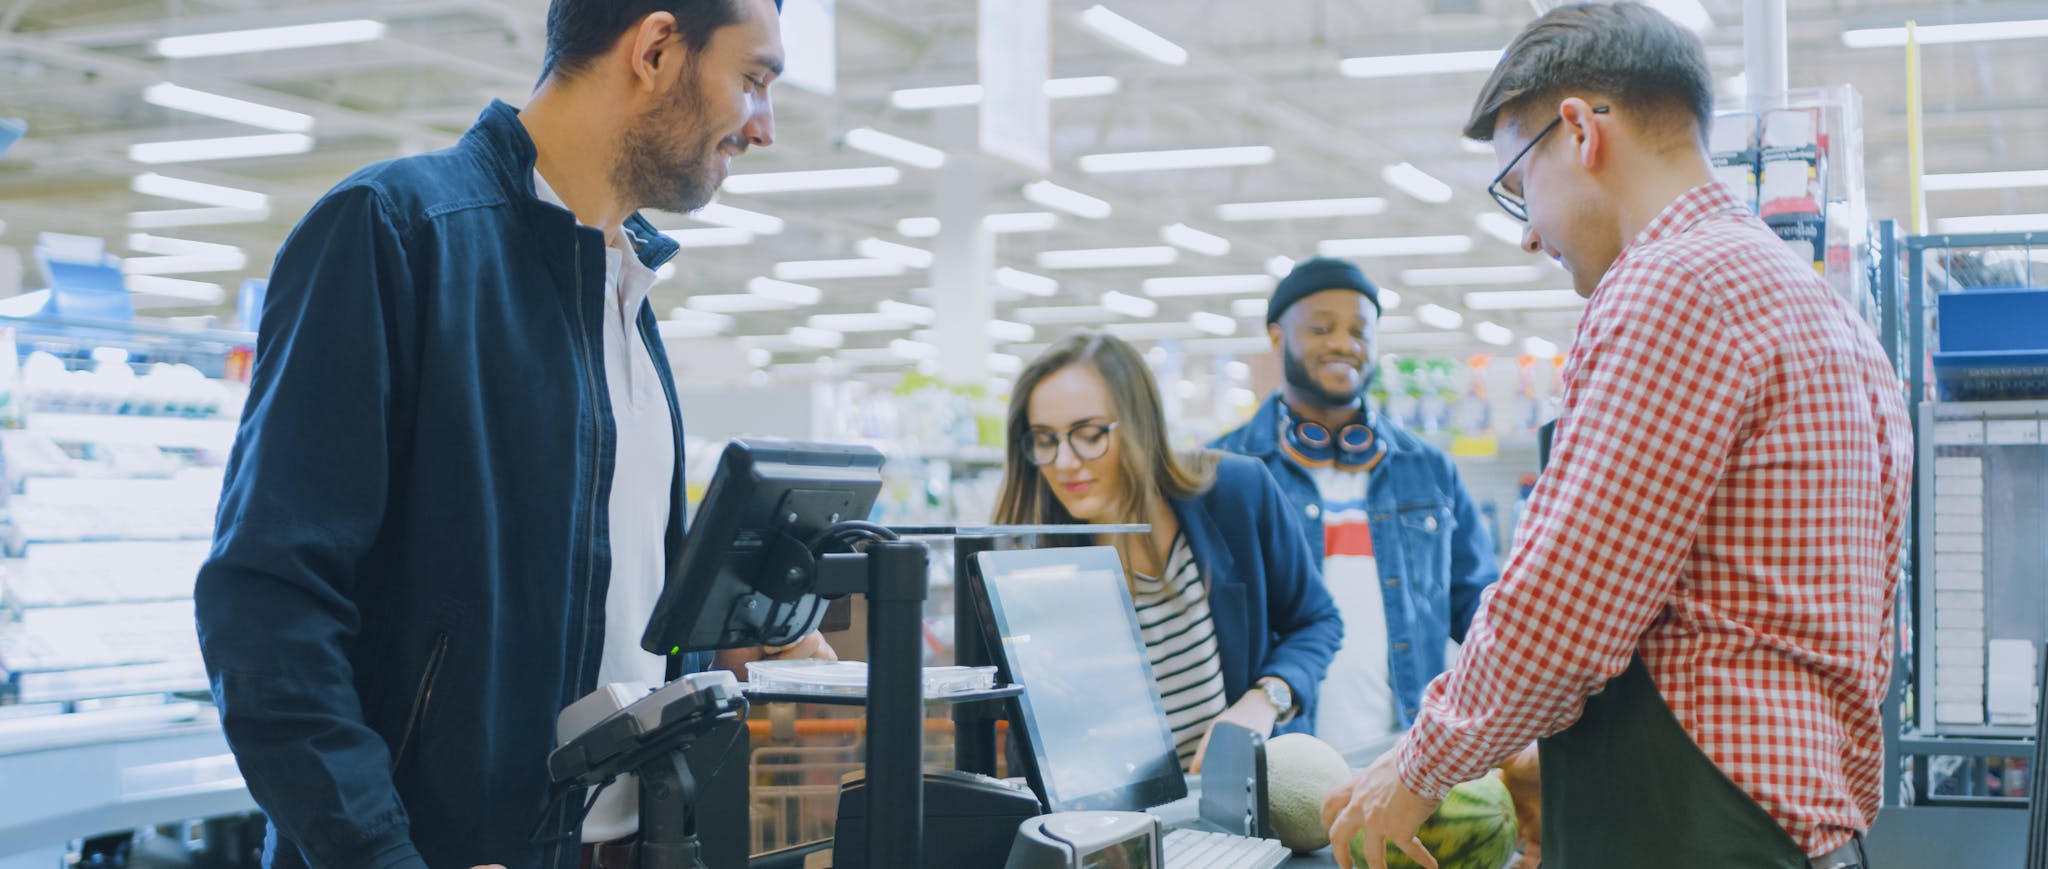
1025, 421, 1119, 467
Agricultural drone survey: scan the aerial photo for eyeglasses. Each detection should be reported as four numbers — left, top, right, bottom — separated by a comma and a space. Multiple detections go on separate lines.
1487, 104, 1609, 222
1026, 421, 1119, 467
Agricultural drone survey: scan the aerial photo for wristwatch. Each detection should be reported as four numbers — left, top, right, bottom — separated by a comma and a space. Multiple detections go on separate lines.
1256, 677, 1296, 723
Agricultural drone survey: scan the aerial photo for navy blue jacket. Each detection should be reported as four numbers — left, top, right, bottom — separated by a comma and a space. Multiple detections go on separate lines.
1170, 454, 1344, 735
1210, 394, 1499, 726
194, 101, 695, 869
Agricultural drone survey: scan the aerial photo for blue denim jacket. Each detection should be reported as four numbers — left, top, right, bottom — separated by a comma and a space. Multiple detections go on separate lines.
1210, 393, 1500, 726
195, 101, 699, 869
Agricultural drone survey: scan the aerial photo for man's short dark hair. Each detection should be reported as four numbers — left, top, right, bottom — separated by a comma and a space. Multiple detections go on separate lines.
539, 0, 780, 83
1464, 2, 1714, 146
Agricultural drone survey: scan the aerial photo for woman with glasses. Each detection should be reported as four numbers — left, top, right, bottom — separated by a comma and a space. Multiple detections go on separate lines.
992, 329, 1343, 771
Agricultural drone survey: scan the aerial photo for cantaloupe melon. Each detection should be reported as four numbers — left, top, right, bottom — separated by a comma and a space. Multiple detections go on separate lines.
1261, 733, 1353, 852
1349, 772, 1518, 869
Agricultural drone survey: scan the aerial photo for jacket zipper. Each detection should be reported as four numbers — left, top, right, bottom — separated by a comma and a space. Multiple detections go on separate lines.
390, 632, 450, 774
555, 233, 608, 867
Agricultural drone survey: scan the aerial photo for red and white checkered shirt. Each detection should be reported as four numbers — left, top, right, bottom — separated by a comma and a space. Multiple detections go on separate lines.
1397, 182, 1913, 857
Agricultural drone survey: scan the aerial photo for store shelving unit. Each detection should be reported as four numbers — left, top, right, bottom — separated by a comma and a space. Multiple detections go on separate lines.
1868, 225, 2044, 865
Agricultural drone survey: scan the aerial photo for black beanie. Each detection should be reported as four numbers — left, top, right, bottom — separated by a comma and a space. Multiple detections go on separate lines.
1266, 257, 1380, 325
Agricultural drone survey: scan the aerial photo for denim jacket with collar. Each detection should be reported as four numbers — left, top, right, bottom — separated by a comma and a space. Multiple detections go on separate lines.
1210, 392, 1500, 727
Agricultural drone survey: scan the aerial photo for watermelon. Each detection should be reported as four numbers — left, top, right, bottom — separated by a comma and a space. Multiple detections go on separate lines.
1349, 772, 1518, 869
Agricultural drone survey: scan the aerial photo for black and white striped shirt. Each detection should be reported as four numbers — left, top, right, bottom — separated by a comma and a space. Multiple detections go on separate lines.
1131, 534, 1229, 770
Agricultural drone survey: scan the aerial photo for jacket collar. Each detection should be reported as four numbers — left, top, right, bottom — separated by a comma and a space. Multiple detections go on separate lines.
461, 100, 682, 271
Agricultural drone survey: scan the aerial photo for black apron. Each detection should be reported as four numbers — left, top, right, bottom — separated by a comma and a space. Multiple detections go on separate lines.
1537, 656, 1811, 868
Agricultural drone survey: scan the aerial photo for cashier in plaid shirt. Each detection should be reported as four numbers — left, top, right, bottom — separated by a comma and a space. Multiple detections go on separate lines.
1321, 4, 1914, 869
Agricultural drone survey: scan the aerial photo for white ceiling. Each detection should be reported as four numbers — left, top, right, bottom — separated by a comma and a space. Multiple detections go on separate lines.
4, 0, 2048, 369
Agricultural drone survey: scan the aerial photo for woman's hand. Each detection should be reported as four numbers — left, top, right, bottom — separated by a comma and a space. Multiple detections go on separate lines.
1188, 690, 1280, 772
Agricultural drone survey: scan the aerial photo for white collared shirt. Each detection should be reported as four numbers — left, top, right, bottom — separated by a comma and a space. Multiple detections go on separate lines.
532, 169, 676, 842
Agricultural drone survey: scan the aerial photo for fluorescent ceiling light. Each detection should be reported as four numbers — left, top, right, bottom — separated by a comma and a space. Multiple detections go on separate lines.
996, 267, 1059, 297
1476, 212, 1525, 246
1232, 298, 1268, 318
722, 166, 900, 194
1922, 169, 2048, 191
1842, 19, 2048, 48
986, 211, 1060, 233
747, 348, 773, 367
1142, 274, 1273, 297
123, 252, 247, 275
127, 233, 236, 257
1079, 145, 1275, 174
1079, 5, 1188, 65
693, 202, 784, 234
895, 212, 1060, 238
890, 84, 985, 109
987, 319, 1036, 343
1381, 288, 1403, 309
1340, 49, 1502, 79
1934, 213, 2048, 233
843, 127, 946, 169
1037, 246, 1178, 269
788, 326, 844, 349
1416, 304, 1465, 329
1318, 234, 1472, 258
1381, 162, 1454, 204
1101, 290, 1158, 318
1023, 181, 1112, 219
1401, 265, 1545, 286
688, 294, 792, 313
1160, 223, 1231, 256
1183, 336, 1271, 355
1474, 321, 1515, 346
1266, 256, 1295, 278
1217, 197, 1386, 221
890, 339, 938, 360
130, 133, 313, 164
127, 206, 270, 229
1043, 76, 1120, 98
1465, 288, 1583, 309
1460, 138, 1495, 155
878, 300, 936, 325
660, 309, 732, 338
1189, 311, 1237, 336
897, 217, 941, 238
888, 77, 1123, 110
154, 19, 387, 58
661, 227, 755, 247
856, 238, 934, 269
773, 258, 906, 280
748, 276, 823, 305
809, 313, 915, 332
1523, 336, 1560, 357
142, 83, 313, 132
1106, 322, 1204, 341
1645, 0, 1712, 32
131, 173, 267, 210
1014, 305, 1114, 325
988, 353, 1024, 375
125, 275, 226, 303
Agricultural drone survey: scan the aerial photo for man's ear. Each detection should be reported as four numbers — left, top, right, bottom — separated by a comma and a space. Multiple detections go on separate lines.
1267, 320, 1285, 354
625, 12, 683, 93
1559, 97, 1606, 171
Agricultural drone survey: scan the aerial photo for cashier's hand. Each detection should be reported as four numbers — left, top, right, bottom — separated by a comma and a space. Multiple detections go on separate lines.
1321, 747, 1442, 869
713, 631, 838, 676
1187, 692, 1279, 773
1499, 742, 1542, 866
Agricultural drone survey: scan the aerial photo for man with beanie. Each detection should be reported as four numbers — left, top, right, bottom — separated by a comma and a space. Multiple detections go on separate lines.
1211, 257, 1501, 759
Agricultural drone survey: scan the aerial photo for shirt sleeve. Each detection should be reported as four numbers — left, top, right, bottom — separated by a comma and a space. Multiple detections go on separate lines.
1396, 252, 1755, 800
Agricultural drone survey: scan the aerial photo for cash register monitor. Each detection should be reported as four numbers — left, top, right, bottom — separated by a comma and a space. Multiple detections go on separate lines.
640, 439, 884, 655
974, 546, 1187, 814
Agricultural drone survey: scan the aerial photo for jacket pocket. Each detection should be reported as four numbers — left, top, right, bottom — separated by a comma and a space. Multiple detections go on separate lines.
1394, 502, 1454, 597
390, 632, 450, 774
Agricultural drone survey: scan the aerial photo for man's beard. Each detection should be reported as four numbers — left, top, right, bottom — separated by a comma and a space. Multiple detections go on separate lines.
1282, 341, 1370, 408
612, 65, 726, 214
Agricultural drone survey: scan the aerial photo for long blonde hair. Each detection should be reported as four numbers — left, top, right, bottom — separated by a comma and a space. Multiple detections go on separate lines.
991, 330, 1218, 577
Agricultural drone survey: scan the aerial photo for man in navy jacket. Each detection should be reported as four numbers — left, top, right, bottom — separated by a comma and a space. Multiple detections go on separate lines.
1211, 258, 1501, 759
193, 3, 808, 869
